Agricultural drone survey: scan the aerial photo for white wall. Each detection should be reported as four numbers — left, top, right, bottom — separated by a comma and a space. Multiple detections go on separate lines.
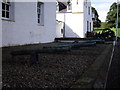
56, 0, 93, 38
0, 1, 2, 89
0, 2, 2, 47
56, 13, 84, 38
72, 0, 84, 13
56, 21, 64, 37
83, 0, 93, 34
2, 1, 56, 47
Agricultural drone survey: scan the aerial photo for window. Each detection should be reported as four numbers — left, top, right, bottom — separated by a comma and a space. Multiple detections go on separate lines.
76, 0, 78, 5
37, 2, 44, 25
90, 22, 91, 32
88, 7, 90, 15
67, 0, 72, 11
2, 0, 10, 19
61, 29, 63, 34
56, 1, 59, 12
87, 21, 89, 31
84, 0, 87, 8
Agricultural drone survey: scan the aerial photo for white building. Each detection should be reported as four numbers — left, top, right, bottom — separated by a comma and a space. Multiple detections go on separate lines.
0, 1, 2, 47
0, 0, 56, 47
56, 0, 93, 38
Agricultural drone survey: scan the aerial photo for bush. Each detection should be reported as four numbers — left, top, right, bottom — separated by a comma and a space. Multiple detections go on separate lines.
91, 28, 115, 41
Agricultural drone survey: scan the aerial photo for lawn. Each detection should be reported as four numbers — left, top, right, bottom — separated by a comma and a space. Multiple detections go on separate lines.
93, 28, 120, 37
111, 28, 120, 37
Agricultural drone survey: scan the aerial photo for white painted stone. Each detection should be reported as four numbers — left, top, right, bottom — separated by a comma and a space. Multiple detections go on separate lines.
1, 1, 56, 47
56, 0, 93, 38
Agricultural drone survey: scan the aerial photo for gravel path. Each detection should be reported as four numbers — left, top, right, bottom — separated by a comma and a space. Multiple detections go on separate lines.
2, 42, 108, 88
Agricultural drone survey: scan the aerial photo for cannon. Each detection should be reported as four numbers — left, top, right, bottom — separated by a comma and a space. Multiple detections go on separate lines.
57, 42, 96, 49
86, 39, 105, 44
11, 46, 71, 64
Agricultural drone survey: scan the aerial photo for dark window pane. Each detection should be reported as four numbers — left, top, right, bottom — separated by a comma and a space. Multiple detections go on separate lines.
38, 14, 40, 18
38, 19, 40, 23
7, 2, 10, 4
2, 3, 5, 10
67, 0, 72, 10
37, 3, 39, 8
37, 2, 43, 24
6, 12, 9, 18
38, 3, 41, 8
6, 5, 9, 11
2, 11, 5, 17
37, 9, 41, 14
61, 29, 63, 34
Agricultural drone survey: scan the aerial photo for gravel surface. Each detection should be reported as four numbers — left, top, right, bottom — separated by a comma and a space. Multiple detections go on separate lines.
2, 42, 108, 88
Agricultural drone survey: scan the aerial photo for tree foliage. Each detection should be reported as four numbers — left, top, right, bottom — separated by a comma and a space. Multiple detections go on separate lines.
101, 22, 108, 28
106, 2, 120, 28
92, 7, 101, 28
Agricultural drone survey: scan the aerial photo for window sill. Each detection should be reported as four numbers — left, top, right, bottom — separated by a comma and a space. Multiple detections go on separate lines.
2, 18, 15, 22
37, 24, 44, 26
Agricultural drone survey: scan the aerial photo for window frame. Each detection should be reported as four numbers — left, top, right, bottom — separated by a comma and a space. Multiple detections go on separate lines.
87, 21, 89, 31
88, 7, 90, 15
2, 0, 11, 19
37, 2, 44, 25
67, 0, 72, 12
90, 22, 91, 32
56, 1, 59, 12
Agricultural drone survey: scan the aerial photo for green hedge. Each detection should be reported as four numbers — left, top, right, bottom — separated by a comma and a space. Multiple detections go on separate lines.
93, 28, 120, 37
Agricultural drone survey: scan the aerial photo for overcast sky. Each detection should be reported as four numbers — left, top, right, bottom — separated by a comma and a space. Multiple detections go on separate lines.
91, 0, 117, 22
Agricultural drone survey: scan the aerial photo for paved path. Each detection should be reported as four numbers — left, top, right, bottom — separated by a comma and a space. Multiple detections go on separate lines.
105, 40, 120, 88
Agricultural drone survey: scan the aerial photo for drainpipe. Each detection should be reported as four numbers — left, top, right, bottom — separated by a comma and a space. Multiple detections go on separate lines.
63, 12, 66, 38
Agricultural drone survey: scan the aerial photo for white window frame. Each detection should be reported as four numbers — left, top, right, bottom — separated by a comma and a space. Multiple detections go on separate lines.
37, 2, 44, 25
67, 0, 72, 12
2, 0, 11, 19
2, 0, 15, 22
56, 1, 59, 12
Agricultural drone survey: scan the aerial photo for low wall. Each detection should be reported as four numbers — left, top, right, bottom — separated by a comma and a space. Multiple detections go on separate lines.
70, 44, 113, 88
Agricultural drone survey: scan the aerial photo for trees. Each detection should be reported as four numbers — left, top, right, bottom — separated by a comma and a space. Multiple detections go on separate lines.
106, 2, 120, 28
92, 7, 101, 28
101, 22, 108, 28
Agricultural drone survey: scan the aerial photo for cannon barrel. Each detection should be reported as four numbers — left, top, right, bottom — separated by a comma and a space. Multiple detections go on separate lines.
57, 42, 96, 49
86, 40, 105, 44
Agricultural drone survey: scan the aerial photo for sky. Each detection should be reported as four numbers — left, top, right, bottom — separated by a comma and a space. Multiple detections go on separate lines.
91, 0, 117, 22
